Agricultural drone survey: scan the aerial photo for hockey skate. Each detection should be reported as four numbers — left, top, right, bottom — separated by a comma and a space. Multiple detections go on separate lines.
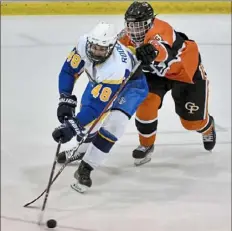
57, 146, 85, 164
132, 145, 154, 166
71, 161, 93, 193
202, 116, 216, 151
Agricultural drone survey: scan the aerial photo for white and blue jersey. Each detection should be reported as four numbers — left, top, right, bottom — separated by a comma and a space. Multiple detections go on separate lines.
58, 35, 148, 127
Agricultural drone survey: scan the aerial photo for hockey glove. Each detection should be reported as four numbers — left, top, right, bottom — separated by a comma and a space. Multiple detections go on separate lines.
52, 118, 83, 143
57, 93, 77, 123
136, 44, 159, 65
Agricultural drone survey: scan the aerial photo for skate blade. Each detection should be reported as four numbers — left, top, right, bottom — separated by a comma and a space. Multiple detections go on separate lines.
71, 182, 88, 193
134, 154, 152, 166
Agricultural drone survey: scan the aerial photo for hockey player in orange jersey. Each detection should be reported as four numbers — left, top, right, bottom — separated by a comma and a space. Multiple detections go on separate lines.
120, 1, 216, 166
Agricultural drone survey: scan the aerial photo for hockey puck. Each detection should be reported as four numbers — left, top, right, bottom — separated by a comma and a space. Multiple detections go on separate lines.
46, 219, 57, 228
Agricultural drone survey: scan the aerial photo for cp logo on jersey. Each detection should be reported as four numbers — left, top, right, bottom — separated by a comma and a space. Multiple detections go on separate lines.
185, 102, 199, 114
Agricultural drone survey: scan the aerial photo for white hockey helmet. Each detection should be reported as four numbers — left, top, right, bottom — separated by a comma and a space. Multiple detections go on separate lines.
86, 22, 118, 64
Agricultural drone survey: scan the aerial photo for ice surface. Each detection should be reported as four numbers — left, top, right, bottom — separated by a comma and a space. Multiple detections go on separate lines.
1, 15, 231, 231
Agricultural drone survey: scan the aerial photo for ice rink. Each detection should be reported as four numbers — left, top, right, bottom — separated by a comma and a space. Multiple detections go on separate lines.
1, 15, 231, 231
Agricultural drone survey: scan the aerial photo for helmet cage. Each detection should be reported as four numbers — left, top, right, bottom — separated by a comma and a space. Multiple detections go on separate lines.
125, 18, 153, 44
86, 39, 115, 64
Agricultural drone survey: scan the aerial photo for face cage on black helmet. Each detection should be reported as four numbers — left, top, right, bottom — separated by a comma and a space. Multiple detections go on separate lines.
86, 40, 115, 64
125, 19, 153, 44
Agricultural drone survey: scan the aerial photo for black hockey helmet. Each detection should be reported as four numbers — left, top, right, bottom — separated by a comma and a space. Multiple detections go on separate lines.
125, 1, 155, 44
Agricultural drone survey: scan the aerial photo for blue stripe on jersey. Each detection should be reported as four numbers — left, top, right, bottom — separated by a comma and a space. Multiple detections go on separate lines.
124, 68, 130, 79
59, 70, 75, 95
58, 47, 85, 95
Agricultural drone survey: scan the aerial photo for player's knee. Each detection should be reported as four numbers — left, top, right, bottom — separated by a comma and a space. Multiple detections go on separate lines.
103, 110, 129, 138
136, 93, 161, 120
135, 94, 159, 137
93, 110, 129, 153
135, 116, 158, 136
93, 127, 118, 153
180, 117, 208, 131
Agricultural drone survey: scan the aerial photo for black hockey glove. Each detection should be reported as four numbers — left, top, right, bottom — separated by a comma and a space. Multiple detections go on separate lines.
52, 118, 83, 144
57, 93, 77, 123
136, 44, 159, 65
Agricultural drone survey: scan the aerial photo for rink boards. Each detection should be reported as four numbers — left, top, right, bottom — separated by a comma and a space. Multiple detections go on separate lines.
1, 1, 231, 15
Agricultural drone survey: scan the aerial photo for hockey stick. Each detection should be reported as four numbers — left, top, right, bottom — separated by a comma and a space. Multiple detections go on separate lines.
38, 140, 61, 225
23, 60, 142, 208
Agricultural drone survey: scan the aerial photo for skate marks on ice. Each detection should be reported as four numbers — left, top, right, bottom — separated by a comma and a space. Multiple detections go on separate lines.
2, 141, 230, 231
20, 124, 231, 204
3, 40, 231, 49
122, 125, 231, 147
125, 123, 230, 136
1, 215, 96, 231
18, 125, 230, 198
21, 143, 230, 208
2, 31, 231, 49
14, 144, 230, 231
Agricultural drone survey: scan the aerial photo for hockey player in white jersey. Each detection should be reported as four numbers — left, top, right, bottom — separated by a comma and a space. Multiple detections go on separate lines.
52, 22, 148, 192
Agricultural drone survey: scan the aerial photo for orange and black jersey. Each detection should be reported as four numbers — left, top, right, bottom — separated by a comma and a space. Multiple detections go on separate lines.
120, 18, 200, 84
